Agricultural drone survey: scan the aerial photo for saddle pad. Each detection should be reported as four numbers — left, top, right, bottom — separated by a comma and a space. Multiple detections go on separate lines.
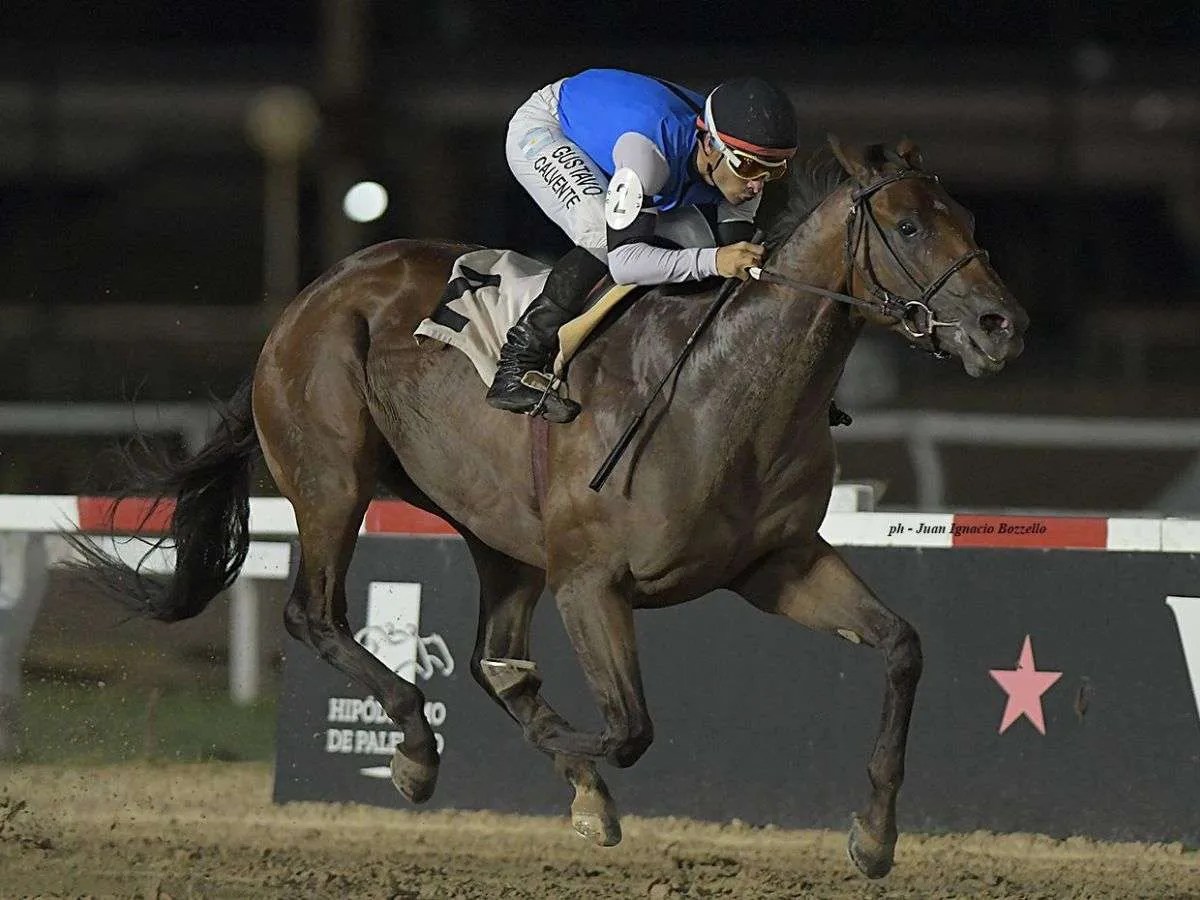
415, 248, 641, 388
414, 249, 551, 387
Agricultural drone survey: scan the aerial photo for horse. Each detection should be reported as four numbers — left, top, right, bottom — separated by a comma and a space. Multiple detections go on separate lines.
71, 136, 1028, 878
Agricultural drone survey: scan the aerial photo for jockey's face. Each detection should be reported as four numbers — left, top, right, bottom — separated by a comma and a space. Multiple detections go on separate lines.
697, 134, 767, 205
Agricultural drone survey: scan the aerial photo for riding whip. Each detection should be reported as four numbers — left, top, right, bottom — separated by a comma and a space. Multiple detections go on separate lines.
589, 231, 762, 493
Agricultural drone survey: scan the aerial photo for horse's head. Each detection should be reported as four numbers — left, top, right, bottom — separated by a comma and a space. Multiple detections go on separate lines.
828, 136, 1028, 377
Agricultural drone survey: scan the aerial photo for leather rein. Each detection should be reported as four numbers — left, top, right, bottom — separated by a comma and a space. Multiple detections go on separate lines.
750, 169, 989, 360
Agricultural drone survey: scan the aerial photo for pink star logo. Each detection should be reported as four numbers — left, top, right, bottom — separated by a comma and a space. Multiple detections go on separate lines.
989, 635, 1062, 735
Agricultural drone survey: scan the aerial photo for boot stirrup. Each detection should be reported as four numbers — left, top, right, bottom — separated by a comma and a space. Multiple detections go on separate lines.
519, 370, 558, 393
520, 370, 565, 419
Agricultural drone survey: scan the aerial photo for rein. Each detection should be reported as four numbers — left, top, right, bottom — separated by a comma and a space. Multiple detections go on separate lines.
590, 168, 989, 491
751, 169, 988, 359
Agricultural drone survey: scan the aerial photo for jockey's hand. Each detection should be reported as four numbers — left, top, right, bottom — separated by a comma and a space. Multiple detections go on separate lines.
715, 242, 765, 281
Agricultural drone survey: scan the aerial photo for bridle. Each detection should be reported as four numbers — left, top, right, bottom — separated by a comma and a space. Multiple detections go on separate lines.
751, 168, 989, 360
591, 167, 990, 492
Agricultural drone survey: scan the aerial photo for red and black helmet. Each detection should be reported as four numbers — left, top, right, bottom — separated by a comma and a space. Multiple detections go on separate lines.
698, 76, 798, 164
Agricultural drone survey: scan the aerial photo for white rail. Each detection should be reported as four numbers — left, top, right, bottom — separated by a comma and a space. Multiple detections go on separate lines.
836, 411, 1200, 510
1, 404, 1198, 511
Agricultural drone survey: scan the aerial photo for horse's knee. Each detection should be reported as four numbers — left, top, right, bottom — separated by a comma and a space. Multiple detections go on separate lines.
887, 623, 922, 685
608, 717, 653, 769
469, 655, 505, 706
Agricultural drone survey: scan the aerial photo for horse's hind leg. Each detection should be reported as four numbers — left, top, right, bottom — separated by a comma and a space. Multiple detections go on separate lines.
285, 470, 440, 801
257, 375, 439, 803
730, 539, 922, 879
464, 536, 621, 846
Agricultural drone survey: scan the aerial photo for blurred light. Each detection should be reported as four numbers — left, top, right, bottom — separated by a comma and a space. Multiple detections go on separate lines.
1132, 93, 1174, 131
245, 86, 319, 162
1073, 42, 1113, 86
342, 182, 389, 223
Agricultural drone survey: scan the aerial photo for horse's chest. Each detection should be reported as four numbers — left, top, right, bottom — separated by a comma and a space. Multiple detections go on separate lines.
611, 415, 834, 600
626, 484, 825, 602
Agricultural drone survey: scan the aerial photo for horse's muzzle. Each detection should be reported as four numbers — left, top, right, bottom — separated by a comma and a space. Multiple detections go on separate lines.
952, 297, 1028, 377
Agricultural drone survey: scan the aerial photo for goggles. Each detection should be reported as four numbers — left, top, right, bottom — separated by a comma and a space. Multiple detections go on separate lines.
720, 146, 789, 182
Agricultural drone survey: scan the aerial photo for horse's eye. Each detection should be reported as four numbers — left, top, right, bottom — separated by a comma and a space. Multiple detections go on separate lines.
897, 219, 920, 238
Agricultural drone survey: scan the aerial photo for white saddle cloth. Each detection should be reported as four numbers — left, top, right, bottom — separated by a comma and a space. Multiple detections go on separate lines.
414, 249, 551, 387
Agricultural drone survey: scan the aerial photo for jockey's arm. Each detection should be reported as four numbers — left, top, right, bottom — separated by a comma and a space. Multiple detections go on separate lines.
605, 133, 757, 285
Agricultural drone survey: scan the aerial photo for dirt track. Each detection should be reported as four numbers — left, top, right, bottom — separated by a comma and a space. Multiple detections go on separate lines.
1, 763, 1196, 899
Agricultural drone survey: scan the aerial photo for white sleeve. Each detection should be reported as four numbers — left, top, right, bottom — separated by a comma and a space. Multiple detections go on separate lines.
608, 243, 720, 285
611, 132, 670, 197
607, 131, 721, 284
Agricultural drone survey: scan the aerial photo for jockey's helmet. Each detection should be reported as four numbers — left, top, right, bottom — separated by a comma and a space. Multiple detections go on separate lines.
699, 77, 798, 180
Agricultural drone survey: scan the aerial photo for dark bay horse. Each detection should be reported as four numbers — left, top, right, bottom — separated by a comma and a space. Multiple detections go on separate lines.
73, 137, 1027, 878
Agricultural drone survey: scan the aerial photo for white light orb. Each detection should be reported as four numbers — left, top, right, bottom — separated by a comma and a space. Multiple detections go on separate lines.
342, 181, 389, 223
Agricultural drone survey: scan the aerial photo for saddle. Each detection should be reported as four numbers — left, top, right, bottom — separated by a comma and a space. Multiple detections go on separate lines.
416, 250, 854, 435
414, 249, 648, 387
553, 277, 644, 377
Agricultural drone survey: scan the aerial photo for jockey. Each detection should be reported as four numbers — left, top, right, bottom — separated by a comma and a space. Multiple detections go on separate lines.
488, 68, 798, 423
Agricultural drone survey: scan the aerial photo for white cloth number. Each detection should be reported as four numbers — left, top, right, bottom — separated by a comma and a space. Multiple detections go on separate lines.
605, 168, 644, 230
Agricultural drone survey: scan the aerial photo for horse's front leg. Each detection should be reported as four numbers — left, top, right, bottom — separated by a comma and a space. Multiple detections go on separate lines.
540, 567, 653, 770
729, 538, 923, 879
463, 536, 621, 847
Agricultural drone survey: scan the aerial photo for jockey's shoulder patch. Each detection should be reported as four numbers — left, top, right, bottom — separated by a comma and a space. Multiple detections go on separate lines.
605, 167, 645, 230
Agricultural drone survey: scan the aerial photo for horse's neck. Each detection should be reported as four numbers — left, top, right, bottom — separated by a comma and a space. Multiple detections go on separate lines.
701, 192, 861, 441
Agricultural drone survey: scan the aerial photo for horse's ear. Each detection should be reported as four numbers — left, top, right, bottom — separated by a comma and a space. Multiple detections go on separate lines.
828, 134, 874, 183
896, 137, 924, 170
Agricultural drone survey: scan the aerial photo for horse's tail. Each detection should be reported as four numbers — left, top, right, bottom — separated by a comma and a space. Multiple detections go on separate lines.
66, 378, 262, 623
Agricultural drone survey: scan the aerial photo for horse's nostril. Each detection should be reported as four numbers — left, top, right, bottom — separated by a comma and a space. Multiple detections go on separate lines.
979, 312, 1010, 335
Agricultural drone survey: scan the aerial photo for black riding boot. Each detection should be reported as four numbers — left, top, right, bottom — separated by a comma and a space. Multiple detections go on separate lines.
486, 246, 606, 423
486, 294, 581, 422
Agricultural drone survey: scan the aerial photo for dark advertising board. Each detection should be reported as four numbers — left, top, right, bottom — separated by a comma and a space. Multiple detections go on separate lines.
274, 536, 1200, 845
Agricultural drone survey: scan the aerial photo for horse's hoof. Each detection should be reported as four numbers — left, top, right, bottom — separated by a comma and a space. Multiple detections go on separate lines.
572, 809, 622, 847
847, 814, 894, 879
571, 788, 622, 847
390, 748, 439, 804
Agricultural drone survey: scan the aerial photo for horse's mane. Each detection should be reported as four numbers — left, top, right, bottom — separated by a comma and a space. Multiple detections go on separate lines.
763, 142, 902, 251
657, 142, 896, 297
763, 146, 849, 250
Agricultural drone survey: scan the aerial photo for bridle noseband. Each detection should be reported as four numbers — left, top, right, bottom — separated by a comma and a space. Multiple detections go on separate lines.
753, 168, 989, 360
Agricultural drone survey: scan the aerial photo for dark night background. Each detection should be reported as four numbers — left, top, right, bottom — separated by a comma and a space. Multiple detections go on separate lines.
5, 11, 1200, 892
2, 1, 1199, 509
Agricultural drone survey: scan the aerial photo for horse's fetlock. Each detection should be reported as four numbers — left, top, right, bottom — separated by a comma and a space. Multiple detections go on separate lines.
868, 760, 904, 794
556, 755, 603, 788
307, 623, 344, 663
283, 603, 308, 642
608, 718, 653, 768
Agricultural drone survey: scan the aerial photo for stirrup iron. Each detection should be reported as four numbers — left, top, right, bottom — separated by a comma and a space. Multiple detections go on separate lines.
519, 370, 567, 419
